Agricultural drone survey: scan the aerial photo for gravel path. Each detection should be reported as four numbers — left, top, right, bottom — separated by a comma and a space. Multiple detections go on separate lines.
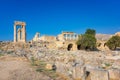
0, 56, 51, 80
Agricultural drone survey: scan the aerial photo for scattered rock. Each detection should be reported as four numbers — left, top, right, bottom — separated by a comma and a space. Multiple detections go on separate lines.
46, 64, 53, 70
112, 59, 120, 69
108, 68, 120, 80
90, 69, 109, 80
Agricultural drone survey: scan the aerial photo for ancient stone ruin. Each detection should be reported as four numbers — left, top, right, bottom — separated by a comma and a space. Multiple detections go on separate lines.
32, 31, 79, 51
14, 21, 26, 43
33, 32, 40, 41
0, 21, 120, 80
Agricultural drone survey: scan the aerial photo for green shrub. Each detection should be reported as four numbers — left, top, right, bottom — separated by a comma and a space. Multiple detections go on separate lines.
7, 51, 14, 54
106, 35, 120, 50
76, 29, 97, 51
104, 63, 111, 67
85, 28, 96, 36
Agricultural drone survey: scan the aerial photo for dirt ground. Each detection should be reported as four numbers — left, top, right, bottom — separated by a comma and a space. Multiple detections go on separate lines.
0, 55, 51, 80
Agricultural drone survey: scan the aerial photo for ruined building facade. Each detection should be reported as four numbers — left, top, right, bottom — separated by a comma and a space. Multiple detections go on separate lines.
32, 31, 79, 51
14, 21, 26, 43
33, 32, 40, 41
13, 21, 120, 51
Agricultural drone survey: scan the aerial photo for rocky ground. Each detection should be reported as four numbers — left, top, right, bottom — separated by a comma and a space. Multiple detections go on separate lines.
29, 47, 120, 80
0, 42, 120, 80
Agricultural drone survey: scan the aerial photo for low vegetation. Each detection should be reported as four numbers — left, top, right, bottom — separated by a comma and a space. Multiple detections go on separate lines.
106, 35, 120, 50
30, 57, 59, 79
7, 51, 14, 54
0, 53, 4, 57
76, 29, 97, 51
0, 50, 4, 57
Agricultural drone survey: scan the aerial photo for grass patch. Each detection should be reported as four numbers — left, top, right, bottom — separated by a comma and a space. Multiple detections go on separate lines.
31, 57, 46, 66
30, 57, 69, 79
7, 51, 14, 54
104, 63, 111, 67
0, 53, 4, 57
30, 57, 58, 79
31, 57, 36, 66
102, 63, 112, 69
37, 69, 58, 79
35, 61, 58, 79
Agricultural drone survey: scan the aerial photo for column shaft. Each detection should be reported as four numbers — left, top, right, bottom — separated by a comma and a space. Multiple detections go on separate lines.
22, 25, 26, 42
17, 29, 21, 42
14, 25, 17, 42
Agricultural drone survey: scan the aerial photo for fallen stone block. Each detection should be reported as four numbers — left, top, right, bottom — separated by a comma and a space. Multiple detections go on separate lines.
108, 68, 120, 80
90, 69, 109, 80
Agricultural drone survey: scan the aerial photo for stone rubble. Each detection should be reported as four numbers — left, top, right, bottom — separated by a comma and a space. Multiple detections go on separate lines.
1, 43, 120, 80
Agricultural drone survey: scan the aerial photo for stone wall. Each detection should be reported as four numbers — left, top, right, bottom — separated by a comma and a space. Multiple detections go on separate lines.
39, 36, 56, 42
33, 32, 40, 41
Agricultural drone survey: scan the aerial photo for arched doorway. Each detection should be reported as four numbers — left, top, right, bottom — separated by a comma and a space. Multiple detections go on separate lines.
85, 46, 90, 51
104, 43, 106, 47
67, 44, 73, 51
77, 45, 81, 50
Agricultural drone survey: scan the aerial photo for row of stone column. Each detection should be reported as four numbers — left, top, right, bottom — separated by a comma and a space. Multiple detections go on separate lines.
64, 34, 78, 40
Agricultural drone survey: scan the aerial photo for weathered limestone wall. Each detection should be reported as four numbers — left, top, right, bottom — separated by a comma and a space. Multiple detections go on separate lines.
33, 32, 40, 41
57, 34, 64, 41
32, 32, 78, 51
115, 32, 120, 36
97, 41, 110, 51
39, 36, 56, 42
47, 40, 77, 51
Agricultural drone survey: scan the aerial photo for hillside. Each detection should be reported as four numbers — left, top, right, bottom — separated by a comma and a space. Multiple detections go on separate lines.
95, 33, 113, 41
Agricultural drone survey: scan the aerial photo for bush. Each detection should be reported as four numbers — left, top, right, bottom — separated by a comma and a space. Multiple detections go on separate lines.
106, 35, 120, 50
76, 29, 97, 51
7, 51, 14, 54
85, 28, 96, 36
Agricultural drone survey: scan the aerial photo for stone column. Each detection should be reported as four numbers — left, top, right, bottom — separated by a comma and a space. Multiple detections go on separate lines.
71, 34, 73, 40
68, 34, 70, 40
66, 34, 67, 40
21, 25, 26, 42
14, 25, 17, 42
74, 34, 76, 40
73, 34, 75, 40
66, 34, 68, 40
64, 34, 67, 40
17, 28, 21, 42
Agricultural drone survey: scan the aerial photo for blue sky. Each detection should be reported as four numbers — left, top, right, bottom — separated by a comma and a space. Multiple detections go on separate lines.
0, 0, 120, 41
